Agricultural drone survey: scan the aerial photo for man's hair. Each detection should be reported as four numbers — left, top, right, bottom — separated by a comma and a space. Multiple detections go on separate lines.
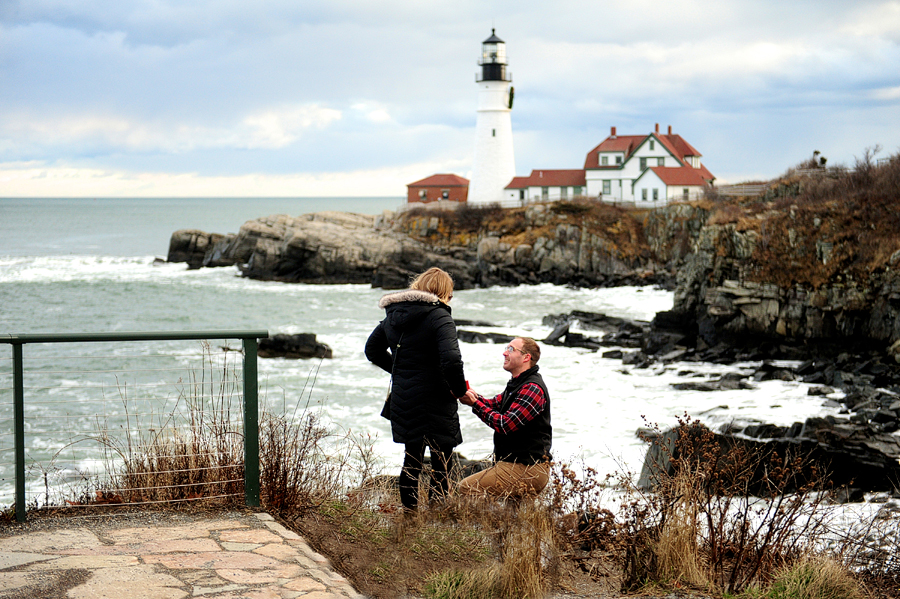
519, 337, 540, 364
409, 267, 454, 303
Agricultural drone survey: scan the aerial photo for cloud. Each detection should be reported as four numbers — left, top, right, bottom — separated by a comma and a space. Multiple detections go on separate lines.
842, 1, 900, 41
242, 105, 342, 148
0, 104, 342, 155
872, 86, 900, 100
0, 157, 468, 197
1, 0, 899, 196
352, 103, 393, 124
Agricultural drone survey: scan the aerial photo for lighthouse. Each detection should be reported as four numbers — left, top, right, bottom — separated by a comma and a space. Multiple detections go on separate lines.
468, 29, 515, 205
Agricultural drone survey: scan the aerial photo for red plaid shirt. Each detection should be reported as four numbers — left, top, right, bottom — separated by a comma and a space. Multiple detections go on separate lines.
471, 382, 546, 435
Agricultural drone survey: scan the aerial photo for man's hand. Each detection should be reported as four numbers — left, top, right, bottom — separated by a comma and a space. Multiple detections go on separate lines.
460, 389, 479, 406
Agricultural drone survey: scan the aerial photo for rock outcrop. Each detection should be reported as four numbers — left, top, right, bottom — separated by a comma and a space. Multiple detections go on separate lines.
168, 211, 477, 288
167, 204, 683, 288
167, 230, 228, 270
409, 203, 672, 288
639, 419, 900, 500
258, 334, 333, 360
672, 222, 900, 349
495, 308, 900, 499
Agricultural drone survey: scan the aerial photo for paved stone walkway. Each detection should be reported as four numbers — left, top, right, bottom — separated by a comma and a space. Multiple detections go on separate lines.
0, 511, 365, 599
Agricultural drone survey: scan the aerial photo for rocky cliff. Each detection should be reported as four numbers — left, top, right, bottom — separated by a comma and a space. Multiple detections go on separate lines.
167, 154, 900, 349
670, 156, 900, 351
167, 202, 679, 289
167, 211, 477, 288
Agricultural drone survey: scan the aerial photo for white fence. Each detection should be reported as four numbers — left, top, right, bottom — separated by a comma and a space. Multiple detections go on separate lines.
714, 184, 769, 198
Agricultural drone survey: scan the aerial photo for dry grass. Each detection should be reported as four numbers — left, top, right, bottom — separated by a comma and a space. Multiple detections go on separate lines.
423, 565, 502, 599
421, 500, 552, 599
86, 344, 246, 506
615, 418, 838, 595
653, 473, 709, 590
764, 557, 864, 599
747, 149, 900, 287
495, 501, 554, 598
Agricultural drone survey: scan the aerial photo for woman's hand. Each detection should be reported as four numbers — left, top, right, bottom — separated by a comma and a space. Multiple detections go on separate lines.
460, 389, 479, 406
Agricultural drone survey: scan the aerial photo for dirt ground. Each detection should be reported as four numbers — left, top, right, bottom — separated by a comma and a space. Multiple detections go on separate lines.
283, 506, 681, 599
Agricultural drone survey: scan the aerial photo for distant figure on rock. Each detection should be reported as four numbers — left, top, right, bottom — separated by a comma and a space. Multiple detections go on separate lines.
365, 267, 469, 513
458, 337, 553, 499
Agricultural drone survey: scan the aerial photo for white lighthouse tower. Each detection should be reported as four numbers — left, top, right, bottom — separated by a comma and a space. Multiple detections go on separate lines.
468, 29, 515, 205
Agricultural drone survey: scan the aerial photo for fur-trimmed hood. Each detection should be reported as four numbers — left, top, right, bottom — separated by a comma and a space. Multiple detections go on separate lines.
378, 289, 442, 309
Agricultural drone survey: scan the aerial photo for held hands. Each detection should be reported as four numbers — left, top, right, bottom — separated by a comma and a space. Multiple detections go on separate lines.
460, 388, 479, 406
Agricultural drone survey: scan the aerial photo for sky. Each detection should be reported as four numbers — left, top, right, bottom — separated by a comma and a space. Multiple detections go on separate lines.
1, 0, 899, 197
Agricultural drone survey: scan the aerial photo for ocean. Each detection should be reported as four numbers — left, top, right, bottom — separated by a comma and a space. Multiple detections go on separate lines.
0, 197, 845, 504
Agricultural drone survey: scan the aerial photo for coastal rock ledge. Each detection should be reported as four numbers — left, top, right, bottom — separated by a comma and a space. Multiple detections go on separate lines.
168, 205, 678, 289
167, 211, 476, 288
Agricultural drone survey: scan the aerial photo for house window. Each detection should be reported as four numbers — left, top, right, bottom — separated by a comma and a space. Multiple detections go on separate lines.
683, 188, 689, 200
602, 180, 611, 195
442, 189, 449, 199
560, 186, 568, 199
642, 189, 648, 201
601, 156, 608, 166
519, 189, 526, 200
615, 156, 622, 164
419, 190, 427, 200
653, 189, 659, 201
541, 186, 549, 200
657, 157, 664, 166
649, 140, 655, 150
640, 158, 647, 170
574, 186, 582, 196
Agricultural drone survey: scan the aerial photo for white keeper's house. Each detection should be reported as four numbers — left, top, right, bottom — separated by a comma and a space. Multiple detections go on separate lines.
505, 124, 715, 207
505, 169, 586, 203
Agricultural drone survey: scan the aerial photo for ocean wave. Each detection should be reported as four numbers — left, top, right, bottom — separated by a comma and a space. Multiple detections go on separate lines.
0, 255, 192, 283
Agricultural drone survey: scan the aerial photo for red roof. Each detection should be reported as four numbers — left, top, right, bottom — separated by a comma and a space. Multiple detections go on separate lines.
648, 166, 711, 186
583, 130, 706, 171
407, 174, 469, 187
506, 176, 532, 188
583, 136, 644, 168
665, 134, 701, 158
505, 169, 586, 189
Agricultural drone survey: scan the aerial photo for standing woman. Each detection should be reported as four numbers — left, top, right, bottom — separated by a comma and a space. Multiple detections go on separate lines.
365, 267, 468, 513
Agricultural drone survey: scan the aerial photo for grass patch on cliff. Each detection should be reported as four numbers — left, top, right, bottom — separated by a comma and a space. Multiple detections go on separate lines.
743, 148, 900, 288
401, 199, 653, 267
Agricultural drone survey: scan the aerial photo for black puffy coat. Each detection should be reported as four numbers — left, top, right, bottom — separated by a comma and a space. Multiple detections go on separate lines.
365, 289, 467, 446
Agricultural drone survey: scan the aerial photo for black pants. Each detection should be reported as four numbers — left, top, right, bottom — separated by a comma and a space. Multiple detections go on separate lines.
399, 438, 454, 511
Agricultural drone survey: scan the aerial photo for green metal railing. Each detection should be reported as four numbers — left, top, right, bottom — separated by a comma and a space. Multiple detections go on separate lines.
0, 330, 268, 522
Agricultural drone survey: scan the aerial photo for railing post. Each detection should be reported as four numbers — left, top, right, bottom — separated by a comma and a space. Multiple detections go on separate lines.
12, 343, 26, 522
242, 337, 260, 507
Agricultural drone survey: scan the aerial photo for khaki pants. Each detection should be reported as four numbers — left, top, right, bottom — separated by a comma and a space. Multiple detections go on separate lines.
457, 461, 550, 498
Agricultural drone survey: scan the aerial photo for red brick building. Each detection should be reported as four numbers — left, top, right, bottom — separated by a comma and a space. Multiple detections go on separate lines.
406, 174, 469, 204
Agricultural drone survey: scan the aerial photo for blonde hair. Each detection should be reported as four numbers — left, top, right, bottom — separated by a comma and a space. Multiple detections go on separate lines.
410, 267, 454, 303
519, 337, 541, 364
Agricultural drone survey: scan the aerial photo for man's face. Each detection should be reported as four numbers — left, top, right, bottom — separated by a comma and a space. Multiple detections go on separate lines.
502, 338, 530, 374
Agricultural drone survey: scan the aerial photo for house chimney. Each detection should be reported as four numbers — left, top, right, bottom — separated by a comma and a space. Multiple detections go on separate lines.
655, 123, 659, 133
610, 126, 616, 139
668, 125, 672, 135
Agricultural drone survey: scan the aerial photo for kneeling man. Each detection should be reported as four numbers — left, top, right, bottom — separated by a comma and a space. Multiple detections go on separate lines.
458, 337, 552, 498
